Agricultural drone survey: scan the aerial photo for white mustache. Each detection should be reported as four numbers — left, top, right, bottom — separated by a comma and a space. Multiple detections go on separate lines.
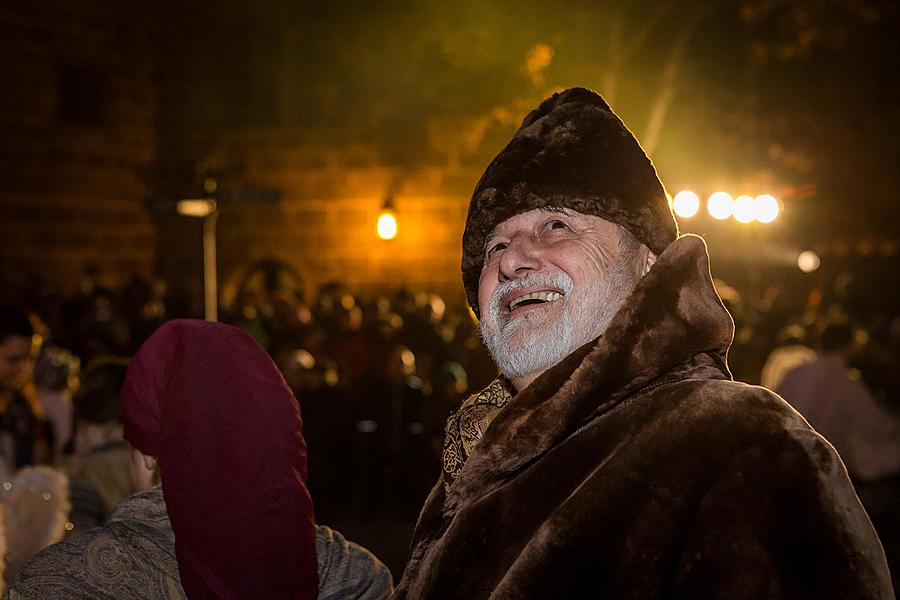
488, 272, 574, 318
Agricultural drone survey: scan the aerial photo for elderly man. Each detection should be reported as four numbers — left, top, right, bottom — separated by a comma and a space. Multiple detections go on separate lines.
393, 88, 892, 599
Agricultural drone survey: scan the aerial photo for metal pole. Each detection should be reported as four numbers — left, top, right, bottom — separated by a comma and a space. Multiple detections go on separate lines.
203, 208, 218, 322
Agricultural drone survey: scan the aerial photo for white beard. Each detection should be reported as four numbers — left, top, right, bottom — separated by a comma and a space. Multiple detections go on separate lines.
480, 260, 640, 382
480, 272, 575, 380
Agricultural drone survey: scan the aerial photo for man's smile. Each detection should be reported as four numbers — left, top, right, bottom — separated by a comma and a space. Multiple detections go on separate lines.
501, 286, 565, 316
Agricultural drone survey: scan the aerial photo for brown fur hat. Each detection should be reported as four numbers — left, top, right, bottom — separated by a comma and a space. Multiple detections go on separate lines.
461, 87, 678, 316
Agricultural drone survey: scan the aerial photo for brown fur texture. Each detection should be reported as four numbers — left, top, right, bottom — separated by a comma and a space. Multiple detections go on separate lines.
461, 87, 679, 316
394, 235, 892, 599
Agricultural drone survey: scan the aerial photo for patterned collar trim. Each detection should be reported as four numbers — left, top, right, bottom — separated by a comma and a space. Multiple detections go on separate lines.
441, 376, 514, 490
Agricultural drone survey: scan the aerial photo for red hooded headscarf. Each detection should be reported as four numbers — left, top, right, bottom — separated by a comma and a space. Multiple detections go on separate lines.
120, 319, 318, 599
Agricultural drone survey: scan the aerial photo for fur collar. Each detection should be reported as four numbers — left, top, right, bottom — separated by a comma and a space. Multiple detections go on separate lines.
444, 234, 734, 514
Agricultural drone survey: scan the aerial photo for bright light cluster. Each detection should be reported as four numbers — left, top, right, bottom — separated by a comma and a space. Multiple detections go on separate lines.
672, 190, 781, 223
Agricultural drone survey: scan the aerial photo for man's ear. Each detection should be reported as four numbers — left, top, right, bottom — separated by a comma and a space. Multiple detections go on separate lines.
131, 447, 161, 490
143, 454, 158, 471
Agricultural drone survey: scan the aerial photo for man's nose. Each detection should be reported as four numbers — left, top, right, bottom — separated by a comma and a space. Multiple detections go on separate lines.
498, 235, 543, 281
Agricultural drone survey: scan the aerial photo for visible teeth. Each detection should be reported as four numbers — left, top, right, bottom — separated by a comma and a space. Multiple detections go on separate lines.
509, 291, 562, 310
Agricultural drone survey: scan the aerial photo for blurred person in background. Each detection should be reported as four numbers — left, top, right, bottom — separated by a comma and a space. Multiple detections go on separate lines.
383, 345, 433, 515
61, 357, 135, 532
121, 276, 169, 352
10, 319, 392, 600
31, 345, 80, 459
424, 362, 468, 462
0, 306, 45, 475
0, 310, 70, 590
0, 465, 69, 593
777, 322, 900, 482
759, 323, 816, 390
275, 343, 353, 517
777, 322, 900, 593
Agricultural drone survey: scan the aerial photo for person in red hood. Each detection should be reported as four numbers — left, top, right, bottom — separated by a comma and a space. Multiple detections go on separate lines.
11, 319, 392, 599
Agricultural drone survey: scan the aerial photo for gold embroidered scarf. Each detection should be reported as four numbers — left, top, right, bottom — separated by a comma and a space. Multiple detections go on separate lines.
441, 376, 514, 490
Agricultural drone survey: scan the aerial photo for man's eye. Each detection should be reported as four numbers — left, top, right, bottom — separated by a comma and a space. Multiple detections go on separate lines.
547, 219, 569, 231
487, 242, 508, 257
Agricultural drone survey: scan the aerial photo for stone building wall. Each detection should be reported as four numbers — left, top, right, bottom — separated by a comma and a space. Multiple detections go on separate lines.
151, 0, 493, 309
193, 136, 480, 308
0, 1, 494, 310
215, 169, 474, 307
0, 0, 158, 298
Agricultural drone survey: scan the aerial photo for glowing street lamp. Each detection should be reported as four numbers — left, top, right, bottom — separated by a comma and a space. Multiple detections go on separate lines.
732, 195, 756, 223
707, 192, 733, 220
176, 198, 216, 218
753, 194, 780, 223
672, 190, 700, 218
377, 197, 398, 240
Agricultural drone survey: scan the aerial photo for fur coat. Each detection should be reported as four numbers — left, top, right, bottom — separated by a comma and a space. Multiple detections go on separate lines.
394, 235, 893, 599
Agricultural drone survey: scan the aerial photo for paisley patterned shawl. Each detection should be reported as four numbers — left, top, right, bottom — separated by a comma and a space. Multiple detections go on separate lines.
8, 486, 187, 599
441, 377, 514, 490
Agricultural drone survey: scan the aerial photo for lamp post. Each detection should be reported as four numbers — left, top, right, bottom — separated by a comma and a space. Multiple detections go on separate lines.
176, 195, 219, 322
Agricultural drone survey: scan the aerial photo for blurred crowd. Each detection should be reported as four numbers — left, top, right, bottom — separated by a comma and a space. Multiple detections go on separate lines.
2, 260, 900, 586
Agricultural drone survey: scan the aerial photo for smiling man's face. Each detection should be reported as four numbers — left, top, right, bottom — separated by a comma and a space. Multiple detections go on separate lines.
477, 207, 649, 390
